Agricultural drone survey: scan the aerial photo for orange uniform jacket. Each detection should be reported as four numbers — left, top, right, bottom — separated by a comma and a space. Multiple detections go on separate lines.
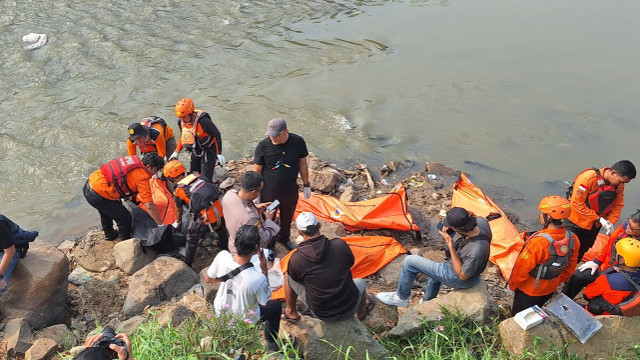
509, 228, 580, 296
594, 223, 627, 272
127, 123, 174, 159
568, 167, 624, 230
88, 167, 153, 203
584, 270, 640, 315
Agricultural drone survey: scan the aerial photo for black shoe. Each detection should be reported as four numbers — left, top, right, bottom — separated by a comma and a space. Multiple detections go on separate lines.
104, 229, 119, 241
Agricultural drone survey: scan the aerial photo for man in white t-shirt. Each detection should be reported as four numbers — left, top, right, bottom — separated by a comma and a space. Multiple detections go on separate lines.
204, 225, 282, 352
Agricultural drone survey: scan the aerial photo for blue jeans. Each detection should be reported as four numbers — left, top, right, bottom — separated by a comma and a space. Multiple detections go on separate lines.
396, 255, 480, 301
0, 250, 21, 295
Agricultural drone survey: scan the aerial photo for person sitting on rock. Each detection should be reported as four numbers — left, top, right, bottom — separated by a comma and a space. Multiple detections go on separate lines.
221, 171, 280, 255
283, 212, 373, 322
204, 225, 282, 352
0, 214, 38, 295
583, 237, 640, 315
377, 207, 491, 306
508, 196, 580, 315
563, 209, 640, 300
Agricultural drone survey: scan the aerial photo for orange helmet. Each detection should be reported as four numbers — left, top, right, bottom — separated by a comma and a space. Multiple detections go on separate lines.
163, 160, 186, 178
175, 98, 195, 117
538, 195, 571, 220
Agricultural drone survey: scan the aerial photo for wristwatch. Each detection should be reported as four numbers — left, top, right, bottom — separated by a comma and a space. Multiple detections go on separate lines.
303, 182, 310, 187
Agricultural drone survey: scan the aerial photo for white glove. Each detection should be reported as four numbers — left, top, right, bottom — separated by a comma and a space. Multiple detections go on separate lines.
217, 154, 226, 166
172, 221, 180, 229
599, 217, 614, 235
303, 186, 311, 199
578, 260, 599, 275
169, 151, 179, 161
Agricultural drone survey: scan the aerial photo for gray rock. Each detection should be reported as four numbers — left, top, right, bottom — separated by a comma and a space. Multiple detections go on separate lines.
25, 338, 59, 360
113, 238, 157, 275
212, 166, 230, 183
157, 305, 195, 327
361, 298, 398, 333
376, 254, 406, 285
0, 247, 69, 329
339, 186, 357, 202
389, 279, 491, 337
35, 324, 76, 348
68, 266, 95, 286
57, 240, 76, 252
310, 167, 343, 193
219, 177, 236, 190
199, 267, 219, 304
117, 315, 145, 335
122, 257, 198, 316
306, 317, 388, 360
5, 318, 32, 356
500, 315, 640, 360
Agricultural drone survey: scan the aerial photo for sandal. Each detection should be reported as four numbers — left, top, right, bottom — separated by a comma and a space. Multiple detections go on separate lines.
358, 293, 376, 320
281, 312, 301, 323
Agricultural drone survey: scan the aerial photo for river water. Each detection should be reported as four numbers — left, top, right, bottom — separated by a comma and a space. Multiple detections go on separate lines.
2, 0, 639, 244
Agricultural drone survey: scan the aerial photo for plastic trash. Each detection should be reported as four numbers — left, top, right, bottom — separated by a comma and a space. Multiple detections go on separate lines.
268, 258, 284, 291
427, 173, 437, 180
22, 33, 47, 50
380, 179, 389, 186
514, 305, 547, 330
545, 293, 602, 343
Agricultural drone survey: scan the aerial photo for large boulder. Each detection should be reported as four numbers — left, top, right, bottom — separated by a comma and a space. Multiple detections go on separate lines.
157, 304, 195, 327
117, 316, 145, 335
306, 317, 388, 360
500, 315, 640, 360
74, 230, 116, 272
389, 279, 491, 337
0, 247, 69, 329
113, 238, 157, 275
377, 254, 406, 285
5, 318, 32, 356
35, 324, 76, 348
24, 338, 59, 360
309, 167, 343, 193
122, 257, 198, 316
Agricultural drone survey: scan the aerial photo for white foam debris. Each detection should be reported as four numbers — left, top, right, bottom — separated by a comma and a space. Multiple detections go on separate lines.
22, 33, 47, 50
333, 114, 356, 130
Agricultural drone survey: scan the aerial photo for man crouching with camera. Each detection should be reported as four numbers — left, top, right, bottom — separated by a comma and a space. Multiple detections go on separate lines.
75, 327, 133, 360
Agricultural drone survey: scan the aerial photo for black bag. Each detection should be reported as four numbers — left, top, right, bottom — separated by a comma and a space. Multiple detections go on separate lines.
127, 202, 183, 253
188, 179, 221, 214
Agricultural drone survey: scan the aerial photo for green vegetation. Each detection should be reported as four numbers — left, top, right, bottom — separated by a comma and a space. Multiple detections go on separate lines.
64, 308, 637, 360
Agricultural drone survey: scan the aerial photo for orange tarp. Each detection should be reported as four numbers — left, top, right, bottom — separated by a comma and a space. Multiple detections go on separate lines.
138, 177, 178, 225
293, 183, 419, 232
452, 173, 522, 279
271, 236, 407, 300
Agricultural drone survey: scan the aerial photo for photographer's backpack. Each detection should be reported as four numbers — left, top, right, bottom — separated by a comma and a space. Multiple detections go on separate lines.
527, 230, 575, 288
617, 271, 640, 316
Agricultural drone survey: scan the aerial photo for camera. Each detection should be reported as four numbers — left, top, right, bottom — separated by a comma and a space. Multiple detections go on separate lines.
91, 327, 128, 359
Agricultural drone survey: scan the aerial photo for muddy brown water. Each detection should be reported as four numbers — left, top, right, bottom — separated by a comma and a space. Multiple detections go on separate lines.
2, 0, 639, 245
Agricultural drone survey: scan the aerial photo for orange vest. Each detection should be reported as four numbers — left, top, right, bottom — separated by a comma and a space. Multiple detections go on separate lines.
179, 111, 213, 153
99, 155, 144, 198
138, 177, 178, 225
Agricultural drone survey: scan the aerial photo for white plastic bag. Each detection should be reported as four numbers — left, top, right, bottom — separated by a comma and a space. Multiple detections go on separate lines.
22, 33, 47, 50
268, 257, 284, 291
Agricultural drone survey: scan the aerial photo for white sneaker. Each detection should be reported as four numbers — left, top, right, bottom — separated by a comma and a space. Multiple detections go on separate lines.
419, 298, 426, 305
376, 292, 409, 307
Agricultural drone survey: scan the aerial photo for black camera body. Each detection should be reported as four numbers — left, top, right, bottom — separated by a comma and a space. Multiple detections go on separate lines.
91, 327, 127, 359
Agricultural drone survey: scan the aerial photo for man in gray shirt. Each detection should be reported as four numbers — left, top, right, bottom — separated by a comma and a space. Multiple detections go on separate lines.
376, 207, 491, 306
221, 171, 280, 254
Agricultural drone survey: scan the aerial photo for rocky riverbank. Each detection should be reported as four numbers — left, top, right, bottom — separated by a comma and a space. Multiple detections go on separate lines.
2, 155, 634, 360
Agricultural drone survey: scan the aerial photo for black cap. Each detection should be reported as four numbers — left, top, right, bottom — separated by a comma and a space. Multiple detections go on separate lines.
128, 123, 149, 140
443, 207, 474, 229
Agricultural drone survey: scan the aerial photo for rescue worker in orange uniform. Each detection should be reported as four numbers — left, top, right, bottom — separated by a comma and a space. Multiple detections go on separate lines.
509, 196, 580, 315
583, 237, 640, 315
169, 98, 224, 182
126, 117, 177, 160
565, 160, 636, 260
162, 160, 189, 228
163, 160, 229, 266
563, 210, 640, 299
84, 153, 165, 241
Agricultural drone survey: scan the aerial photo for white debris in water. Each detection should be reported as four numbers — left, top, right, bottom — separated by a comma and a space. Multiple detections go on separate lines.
333, 114, 356, 130
223, 19, 230, 25
22, 33, 47, 50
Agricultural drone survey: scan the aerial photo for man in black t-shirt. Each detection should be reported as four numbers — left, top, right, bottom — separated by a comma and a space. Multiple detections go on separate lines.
253, 118, 310, 254
0, 215, 24, 296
